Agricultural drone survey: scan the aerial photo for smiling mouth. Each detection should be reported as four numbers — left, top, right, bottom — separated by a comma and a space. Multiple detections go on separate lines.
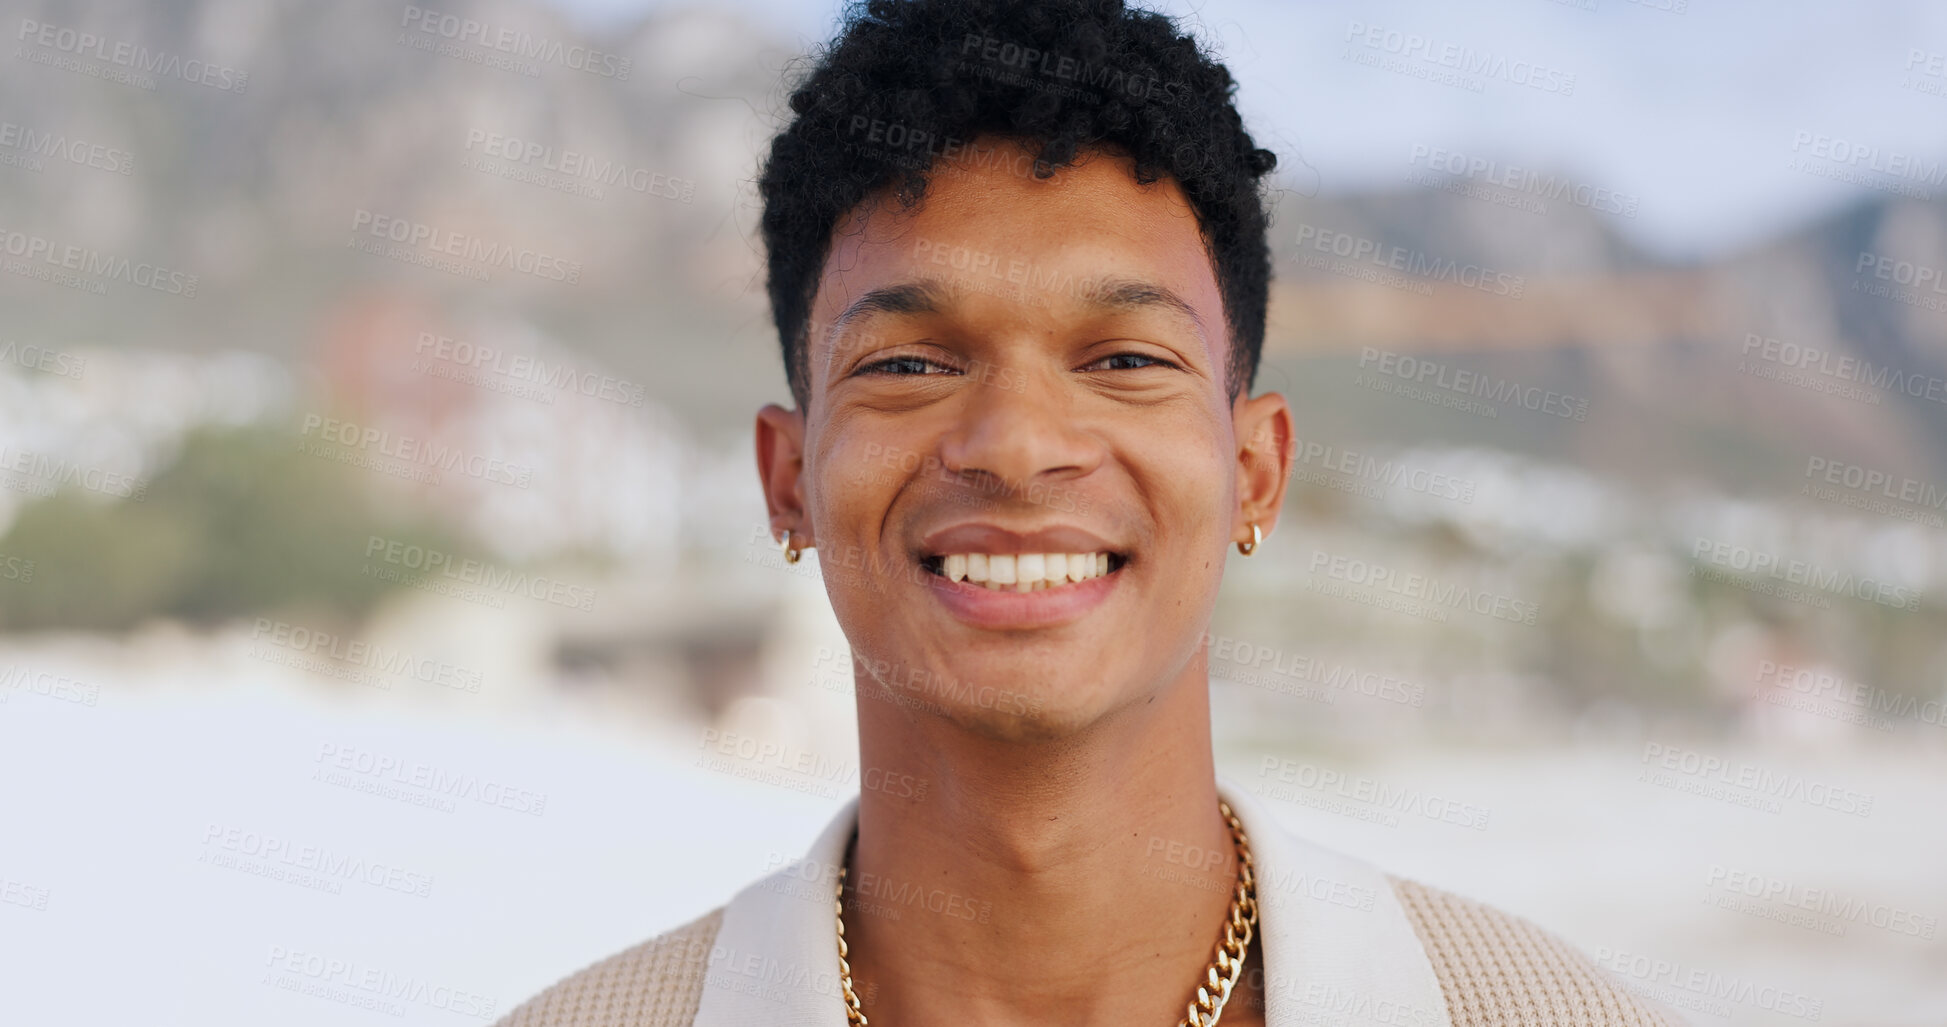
919, 551, 1128, 591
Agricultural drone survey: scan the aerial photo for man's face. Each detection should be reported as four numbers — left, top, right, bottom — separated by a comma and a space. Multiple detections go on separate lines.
757, 137, 1288, 740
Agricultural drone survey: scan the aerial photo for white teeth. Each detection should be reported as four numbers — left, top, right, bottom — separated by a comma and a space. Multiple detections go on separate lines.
989, 554, 1017, 585
1016, 553, 1045, 584
933, 551, 1115, 588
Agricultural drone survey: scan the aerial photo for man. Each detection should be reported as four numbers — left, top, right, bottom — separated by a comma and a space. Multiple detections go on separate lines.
500, 1, 1682, 1024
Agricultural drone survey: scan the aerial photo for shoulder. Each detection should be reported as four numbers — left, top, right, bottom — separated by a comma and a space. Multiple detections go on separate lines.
492, 906, 725, 1027
1385, 875, 1687, 1026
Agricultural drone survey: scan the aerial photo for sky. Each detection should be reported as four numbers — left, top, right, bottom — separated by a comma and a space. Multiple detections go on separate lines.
545, 0, 1946, 261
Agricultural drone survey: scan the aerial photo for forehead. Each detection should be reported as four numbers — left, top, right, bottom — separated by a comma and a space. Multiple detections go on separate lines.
808, 139, 1226, 359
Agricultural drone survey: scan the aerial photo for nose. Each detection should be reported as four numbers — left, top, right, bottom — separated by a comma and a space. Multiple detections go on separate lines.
935, 367, 1103, 496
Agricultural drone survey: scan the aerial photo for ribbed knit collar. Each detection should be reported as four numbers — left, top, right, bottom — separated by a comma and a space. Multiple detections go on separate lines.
690, 774, 1453, 1027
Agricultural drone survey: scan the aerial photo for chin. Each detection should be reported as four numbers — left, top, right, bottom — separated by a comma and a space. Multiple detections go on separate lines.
857, 656, 1145, 744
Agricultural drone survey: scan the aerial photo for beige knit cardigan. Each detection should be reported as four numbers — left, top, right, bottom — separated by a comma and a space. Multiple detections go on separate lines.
497, 883, 1683, 1027
496, 783, 1683, 1027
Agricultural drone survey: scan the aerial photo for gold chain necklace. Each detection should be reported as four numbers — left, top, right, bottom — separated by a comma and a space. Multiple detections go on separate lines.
835, 800, 1259, 1027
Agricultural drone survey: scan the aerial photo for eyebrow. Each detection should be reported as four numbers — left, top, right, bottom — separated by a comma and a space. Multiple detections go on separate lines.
822, 280, 952, 355
826, 275, 1208, 341
1074, 276, 1210, 344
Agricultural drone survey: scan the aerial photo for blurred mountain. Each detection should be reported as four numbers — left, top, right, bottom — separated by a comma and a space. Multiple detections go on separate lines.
2, 0, 1942, 496
1265, 187, 1947, 495
1, 0, 790, 421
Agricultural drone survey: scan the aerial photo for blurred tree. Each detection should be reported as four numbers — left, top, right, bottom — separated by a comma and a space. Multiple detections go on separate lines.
0, 423, 469, 631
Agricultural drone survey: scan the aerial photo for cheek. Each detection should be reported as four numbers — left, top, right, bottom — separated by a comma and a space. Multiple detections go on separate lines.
805, 420, 933, 559
1126, 422, 1235, 538
810, 427, 886, 516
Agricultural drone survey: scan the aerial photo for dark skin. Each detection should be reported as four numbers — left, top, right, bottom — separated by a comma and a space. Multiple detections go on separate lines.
756, 136, 1294, 1026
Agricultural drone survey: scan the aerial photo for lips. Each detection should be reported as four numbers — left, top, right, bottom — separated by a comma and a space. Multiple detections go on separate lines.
915, 521, 1129, 599
918, 521, 1125, 558
899, 520, 1135, 628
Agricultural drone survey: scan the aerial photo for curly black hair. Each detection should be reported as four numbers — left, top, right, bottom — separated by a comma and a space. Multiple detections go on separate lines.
758, 0, 1279, 410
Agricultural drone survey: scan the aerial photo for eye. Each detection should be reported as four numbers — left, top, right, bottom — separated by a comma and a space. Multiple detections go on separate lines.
1084, 352, 1179, 372
858, 354, 958, 376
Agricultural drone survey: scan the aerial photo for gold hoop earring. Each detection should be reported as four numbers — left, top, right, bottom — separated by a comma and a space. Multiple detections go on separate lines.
1236, 522, 1262, 556
781, 529, 802, 564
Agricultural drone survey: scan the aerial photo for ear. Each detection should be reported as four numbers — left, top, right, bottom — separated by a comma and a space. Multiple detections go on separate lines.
755, 403, 814, 549
1230, 391, 1293, 549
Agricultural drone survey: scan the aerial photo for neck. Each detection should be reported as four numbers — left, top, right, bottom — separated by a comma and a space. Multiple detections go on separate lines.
844, 651, 1262, 1027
